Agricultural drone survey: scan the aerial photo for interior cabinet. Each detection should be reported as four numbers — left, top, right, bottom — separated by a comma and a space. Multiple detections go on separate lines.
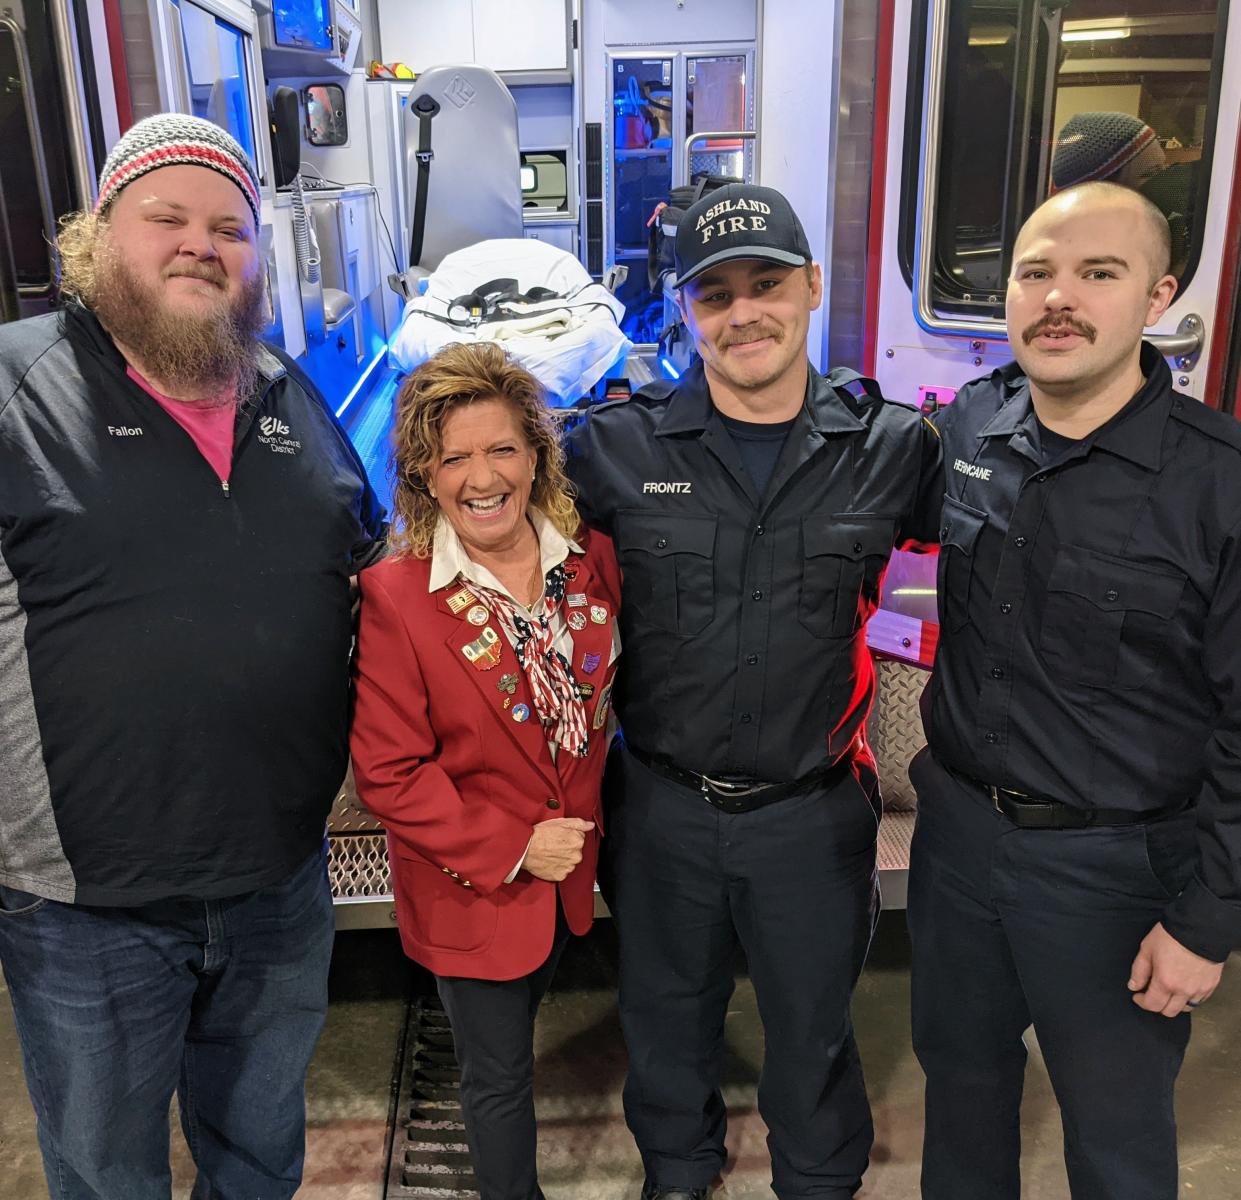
376, 0, 570, 77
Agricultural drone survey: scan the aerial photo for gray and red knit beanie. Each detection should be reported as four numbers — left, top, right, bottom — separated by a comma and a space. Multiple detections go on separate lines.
1051, 112, 1159, 191
95, 113, 261, 225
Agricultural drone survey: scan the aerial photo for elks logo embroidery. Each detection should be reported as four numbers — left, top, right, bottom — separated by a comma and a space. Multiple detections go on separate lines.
258, 415, 302, 456
695, 196, 772, 246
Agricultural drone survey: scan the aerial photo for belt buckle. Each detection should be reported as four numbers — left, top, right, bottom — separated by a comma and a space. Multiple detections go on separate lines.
699, 773, 765, 798
990, 784, 1063, 829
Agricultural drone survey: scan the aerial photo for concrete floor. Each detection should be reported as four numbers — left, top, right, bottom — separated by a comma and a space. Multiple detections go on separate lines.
2, 914, 1239, 1199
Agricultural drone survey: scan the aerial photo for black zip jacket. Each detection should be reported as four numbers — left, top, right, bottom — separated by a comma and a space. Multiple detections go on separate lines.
0, 305, 385, 904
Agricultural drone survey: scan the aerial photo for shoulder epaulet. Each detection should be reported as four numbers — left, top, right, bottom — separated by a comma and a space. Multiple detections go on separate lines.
629, 377, 679, 406
584, 376, 677, 418
585, 395, 631, 416
957, 361, 1021, 397
1169, 396, 1241, 452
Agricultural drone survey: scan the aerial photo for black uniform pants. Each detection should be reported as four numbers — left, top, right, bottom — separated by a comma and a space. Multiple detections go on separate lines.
907, 748, 1198, 1200
435, 905, 571, 1200
600, 740, 880, 1199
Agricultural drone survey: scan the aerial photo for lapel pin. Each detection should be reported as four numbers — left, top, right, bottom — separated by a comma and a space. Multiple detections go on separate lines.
512, 703, 531, 723
568, 611, 587, 631
446, 586, 476, 614
592, 681, 613, 730
497, 672, 519, 695
581, 651, 601, 675
466, 604, 489, 626
462, 626, 502, 670
590, 605, 608, 624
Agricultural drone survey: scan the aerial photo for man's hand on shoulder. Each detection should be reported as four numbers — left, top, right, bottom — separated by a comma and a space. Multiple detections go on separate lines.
1128, 922, 1225, 1017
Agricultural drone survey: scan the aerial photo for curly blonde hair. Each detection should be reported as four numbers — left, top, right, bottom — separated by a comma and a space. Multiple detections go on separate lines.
55, 210, 107, 305
388, 342, 580, 559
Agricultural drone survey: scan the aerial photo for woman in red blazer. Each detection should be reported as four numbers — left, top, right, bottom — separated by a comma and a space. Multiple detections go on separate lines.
350, 342, 620, 1200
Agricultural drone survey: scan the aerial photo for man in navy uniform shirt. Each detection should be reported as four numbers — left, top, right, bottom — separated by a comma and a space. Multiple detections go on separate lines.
911, 180, 1240, 1199
567, 184, 942, 1200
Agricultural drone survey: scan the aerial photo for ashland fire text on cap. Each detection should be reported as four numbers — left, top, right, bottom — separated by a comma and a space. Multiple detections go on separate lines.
673, 183, 812, 288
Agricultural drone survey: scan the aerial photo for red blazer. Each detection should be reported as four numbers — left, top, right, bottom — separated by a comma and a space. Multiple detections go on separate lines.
350, 526, 621, 981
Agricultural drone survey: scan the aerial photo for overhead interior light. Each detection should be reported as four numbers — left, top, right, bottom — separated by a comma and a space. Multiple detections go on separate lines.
969, 25, 1013, 45
1062, 27, 1131, 41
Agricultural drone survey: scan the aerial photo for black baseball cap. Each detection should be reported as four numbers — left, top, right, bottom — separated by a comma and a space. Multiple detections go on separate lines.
673, 183, 812, 288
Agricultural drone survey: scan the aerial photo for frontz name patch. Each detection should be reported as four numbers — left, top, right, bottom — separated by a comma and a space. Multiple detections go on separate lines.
643, 481, 693, 494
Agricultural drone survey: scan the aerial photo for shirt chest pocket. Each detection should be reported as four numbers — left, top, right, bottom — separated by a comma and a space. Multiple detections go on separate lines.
939, 496, 988, 633
615, 510, 717, 636
799, 513, 895, 639
1038, 546, 1186, 690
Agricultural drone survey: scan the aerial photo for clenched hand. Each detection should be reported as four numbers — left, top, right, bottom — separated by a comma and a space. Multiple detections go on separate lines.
523, 818, 595, 882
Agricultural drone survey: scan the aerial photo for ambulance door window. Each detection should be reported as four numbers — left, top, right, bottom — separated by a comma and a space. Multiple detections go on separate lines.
1049, 0, 1222, 282
176, 2, 259, 173
903, 0, 1228, 319
612, 58, 674, 255
686, 54, 754, 185
610, 56, 674, 344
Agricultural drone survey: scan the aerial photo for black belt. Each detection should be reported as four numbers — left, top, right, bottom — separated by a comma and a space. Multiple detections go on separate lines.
958, 772, 1185, 830
629, 746, 850, 813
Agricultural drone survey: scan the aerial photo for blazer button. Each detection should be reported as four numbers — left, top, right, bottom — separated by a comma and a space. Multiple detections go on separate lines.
546, 798, 561, 810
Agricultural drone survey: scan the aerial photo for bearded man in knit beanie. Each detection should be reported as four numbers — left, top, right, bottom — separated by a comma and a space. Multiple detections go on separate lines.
0, 113, 385, 1198
1051, 111, 1167, 191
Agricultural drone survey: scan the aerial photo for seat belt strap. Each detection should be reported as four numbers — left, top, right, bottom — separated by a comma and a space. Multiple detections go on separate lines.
408, 95, 440, 268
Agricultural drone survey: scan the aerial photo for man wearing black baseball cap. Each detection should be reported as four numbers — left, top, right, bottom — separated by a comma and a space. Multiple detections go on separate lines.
567, 183, 943, 1199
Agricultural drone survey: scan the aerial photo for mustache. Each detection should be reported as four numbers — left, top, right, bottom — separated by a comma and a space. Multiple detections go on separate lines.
719, 323, 782, 348
1022, 314, 1097, 344
165, 263, 227, 287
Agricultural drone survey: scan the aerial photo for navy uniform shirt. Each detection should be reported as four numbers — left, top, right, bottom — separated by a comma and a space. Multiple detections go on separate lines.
928, 343, 1241, 961
566, 359, 942, 783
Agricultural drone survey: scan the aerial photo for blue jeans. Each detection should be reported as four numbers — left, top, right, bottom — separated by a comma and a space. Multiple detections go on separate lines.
0, 846, 335, 1200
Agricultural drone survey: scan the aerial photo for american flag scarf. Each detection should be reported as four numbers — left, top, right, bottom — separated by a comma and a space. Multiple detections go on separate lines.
472, 563, 590, 758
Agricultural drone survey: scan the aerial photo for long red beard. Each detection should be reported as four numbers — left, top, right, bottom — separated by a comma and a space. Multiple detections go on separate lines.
93, 248, 266, 404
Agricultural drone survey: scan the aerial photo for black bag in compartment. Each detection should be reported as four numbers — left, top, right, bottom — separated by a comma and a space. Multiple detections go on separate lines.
647, 174, 740, 290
